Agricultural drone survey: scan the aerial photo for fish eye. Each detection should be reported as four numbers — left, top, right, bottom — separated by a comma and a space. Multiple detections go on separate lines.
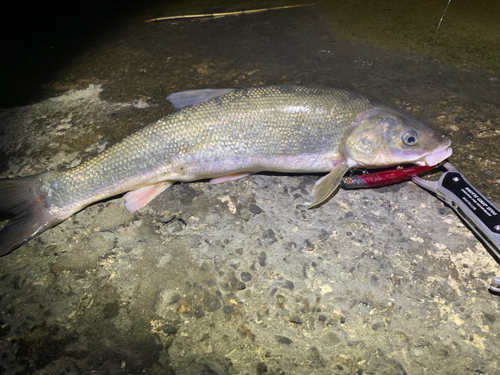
403, 131, 419, 146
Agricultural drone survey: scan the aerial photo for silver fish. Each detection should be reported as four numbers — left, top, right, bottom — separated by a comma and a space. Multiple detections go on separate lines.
0, 85, 452, 256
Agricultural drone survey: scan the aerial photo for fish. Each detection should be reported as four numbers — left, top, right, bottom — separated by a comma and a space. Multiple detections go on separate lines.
0, 85, 452, 256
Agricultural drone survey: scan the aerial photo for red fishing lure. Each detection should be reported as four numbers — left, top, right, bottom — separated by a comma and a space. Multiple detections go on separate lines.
341, 165, 436, 189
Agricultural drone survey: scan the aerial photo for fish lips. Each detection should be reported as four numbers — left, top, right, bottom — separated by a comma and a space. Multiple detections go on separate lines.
415, 141, 453, 166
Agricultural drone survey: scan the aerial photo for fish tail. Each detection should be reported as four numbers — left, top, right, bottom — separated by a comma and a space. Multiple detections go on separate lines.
0, 173, 61, 256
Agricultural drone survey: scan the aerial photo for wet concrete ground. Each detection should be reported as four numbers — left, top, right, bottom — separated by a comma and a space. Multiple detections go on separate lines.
1, 1, 500, 374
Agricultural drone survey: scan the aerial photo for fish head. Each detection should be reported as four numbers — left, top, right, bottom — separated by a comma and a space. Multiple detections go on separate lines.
343, 106, 452, 168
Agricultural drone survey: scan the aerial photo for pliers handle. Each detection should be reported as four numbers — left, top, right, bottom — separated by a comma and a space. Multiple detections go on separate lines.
412, 163, 500, 264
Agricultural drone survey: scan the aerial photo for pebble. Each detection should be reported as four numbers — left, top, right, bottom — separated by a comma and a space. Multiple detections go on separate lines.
256, 362, 268, 374
163, 325, 178, 335
241, 272, 252, 282
249, 203, 262, 214
276, 335, 292, 345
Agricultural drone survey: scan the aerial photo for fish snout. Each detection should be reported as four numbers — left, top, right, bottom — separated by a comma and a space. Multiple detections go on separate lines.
419, 137, 452, 166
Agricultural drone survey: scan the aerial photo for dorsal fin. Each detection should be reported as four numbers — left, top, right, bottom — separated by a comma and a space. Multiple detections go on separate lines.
167, 89, 234, 110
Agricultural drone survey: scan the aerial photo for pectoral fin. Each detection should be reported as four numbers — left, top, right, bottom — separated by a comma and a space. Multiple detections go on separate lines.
310, 162, 350, 208
124, 181, 173, 213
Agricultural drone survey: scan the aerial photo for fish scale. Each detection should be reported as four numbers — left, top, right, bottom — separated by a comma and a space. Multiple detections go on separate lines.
0, 85, 452, 256
50, 86, 370, 206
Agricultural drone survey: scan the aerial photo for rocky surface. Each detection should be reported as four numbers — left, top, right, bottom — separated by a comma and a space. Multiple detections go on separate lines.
1, 2, 499, 374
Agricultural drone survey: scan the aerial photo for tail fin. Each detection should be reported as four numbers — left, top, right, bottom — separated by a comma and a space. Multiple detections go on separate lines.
0, 173, 61, 256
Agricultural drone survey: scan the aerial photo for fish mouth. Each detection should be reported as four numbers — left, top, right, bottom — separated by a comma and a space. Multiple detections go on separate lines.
415, 143, 453, 166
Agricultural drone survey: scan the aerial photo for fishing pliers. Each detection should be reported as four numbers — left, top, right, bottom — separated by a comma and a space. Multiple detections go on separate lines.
341, 162, 500, 294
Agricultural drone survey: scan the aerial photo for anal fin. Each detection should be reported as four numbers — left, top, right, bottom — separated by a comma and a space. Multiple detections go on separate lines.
310, 162, 350, 208
124, 181, 173, 213
209, 172, 251, 185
